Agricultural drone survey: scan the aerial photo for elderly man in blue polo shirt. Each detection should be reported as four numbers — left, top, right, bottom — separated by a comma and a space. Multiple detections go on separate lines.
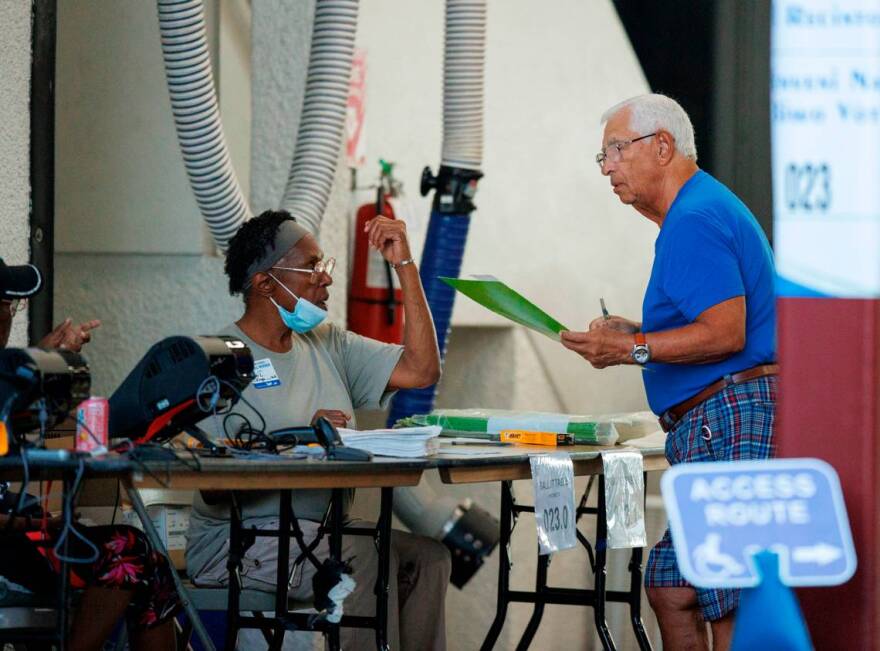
560, 94, 777, 651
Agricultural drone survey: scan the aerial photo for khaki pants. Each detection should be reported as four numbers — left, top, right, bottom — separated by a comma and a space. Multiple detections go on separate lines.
193, 519, 451, 650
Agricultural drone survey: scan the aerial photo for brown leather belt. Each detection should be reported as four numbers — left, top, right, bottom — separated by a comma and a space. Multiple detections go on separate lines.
659, 364, 780, 433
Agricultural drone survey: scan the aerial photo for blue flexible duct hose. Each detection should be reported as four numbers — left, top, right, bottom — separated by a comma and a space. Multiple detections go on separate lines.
386, 0, 485, 427
387, 211, 470, 426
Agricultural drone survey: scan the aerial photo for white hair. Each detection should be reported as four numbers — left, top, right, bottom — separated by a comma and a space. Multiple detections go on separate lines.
600, 93, 698, 161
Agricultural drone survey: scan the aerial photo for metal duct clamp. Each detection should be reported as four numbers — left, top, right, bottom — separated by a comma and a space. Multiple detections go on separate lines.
420, 165, 484, 214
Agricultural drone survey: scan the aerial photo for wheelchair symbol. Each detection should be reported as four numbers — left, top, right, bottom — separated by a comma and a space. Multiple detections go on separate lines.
693, 533, 746, 579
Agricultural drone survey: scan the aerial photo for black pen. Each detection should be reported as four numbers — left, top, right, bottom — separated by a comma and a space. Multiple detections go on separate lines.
450, 440, 511, 447
600, 298, 610, 321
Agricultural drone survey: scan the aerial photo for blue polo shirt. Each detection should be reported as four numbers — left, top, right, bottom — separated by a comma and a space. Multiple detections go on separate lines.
641, 171, 776, 415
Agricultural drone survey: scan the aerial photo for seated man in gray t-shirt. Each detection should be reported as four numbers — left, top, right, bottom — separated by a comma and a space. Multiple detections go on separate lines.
186, 210, 449, 650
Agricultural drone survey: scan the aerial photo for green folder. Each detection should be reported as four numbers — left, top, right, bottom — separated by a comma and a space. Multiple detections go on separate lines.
440, 275, 569, 340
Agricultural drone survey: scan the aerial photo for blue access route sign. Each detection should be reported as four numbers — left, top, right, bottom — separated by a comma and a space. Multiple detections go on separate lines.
661, 458, 856, 588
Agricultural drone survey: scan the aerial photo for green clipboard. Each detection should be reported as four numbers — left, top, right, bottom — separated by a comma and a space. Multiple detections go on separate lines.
440, 275, 570, 340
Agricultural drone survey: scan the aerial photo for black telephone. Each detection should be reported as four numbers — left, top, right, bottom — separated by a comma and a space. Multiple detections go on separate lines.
269, 417, 372, 462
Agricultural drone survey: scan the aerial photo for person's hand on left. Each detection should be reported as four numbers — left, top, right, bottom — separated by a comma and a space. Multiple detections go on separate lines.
39, 318, 102, 352
311, 409, 351, 429
560, 328, 631, 369
364, 216, 412, 266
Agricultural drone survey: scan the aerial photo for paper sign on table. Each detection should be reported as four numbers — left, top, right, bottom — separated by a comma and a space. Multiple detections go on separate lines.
530, 452, 577, 555
602, 451, 647, 549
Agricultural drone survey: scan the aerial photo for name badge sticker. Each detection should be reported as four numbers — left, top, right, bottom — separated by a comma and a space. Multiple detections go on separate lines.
253, 358, 281, 389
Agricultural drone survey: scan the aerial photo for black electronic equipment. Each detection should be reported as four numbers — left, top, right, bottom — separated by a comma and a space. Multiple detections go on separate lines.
269, 417, 372, 461
108, 335, 254, 449
0, 348, 90, 453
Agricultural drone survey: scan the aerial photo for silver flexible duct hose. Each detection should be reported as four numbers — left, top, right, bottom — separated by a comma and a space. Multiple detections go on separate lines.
395, 487, 461, 540
281, 0, 359, 236
440, 0, 486, 171
157, 0, 251, 250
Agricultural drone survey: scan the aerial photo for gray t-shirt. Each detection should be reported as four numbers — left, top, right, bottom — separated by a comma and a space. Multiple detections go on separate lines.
185, 322, 403, 577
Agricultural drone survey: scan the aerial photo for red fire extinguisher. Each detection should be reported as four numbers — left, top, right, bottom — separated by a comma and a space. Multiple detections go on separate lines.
348, 161, 404, 343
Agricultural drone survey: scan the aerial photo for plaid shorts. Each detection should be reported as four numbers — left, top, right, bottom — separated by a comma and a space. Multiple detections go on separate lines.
646, 375, 777, 622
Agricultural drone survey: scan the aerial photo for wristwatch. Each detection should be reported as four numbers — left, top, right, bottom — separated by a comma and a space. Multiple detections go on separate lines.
631, 332, 650, 365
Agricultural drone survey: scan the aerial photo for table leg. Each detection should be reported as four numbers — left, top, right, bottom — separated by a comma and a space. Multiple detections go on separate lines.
480, 480, 513, 651
594, 476, 616, 651
628, 545, 652, 650
327, 489, 343, 651
225, 492, 243, 651
57, 475, 70, 651
124, 483, 217, 651
274, 489, 292, 649
629, 472, 653, 651
375, 487, 393, 651
515, 552, 549, 651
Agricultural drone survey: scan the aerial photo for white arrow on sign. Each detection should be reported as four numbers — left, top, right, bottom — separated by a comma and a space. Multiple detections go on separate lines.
792, 543, 843, 566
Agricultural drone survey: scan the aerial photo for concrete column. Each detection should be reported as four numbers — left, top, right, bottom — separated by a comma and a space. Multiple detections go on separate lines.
0, 0, 33, 346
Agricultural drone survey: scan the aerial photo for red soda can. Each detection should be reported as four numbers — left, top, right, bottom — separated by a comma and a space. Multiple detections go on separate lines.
76, 397, 109, 453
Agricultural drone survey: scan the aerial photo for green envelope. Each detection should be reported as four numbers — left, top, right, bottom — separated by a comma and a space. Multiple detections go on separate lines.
440, 275, 569, 340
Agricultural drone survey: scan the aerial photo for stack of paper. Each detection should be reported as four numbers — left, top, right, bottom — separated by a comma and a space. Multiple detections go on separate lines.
338, 426, 442, 458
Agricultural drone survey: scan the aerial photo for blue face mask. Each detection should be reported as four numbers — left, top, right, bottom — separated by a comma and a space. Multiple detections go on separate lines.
267, 273, 327, 333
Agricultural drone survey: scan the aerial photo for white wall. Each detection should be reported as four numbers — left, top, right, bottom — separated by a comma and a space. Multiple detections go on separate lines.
54, 0, 207, 255
349, 1, 657, 648
53, 1, 253, 394
357, 0, 655, 416
52, 0, 655, 410
48, 0, 660, 647
0, 0, 32, 347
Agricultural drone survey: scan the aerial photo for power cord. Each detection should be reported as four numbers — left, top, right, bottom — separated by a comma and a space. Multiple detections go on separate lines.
195, 375, 285, 453
52, 457, 100, 565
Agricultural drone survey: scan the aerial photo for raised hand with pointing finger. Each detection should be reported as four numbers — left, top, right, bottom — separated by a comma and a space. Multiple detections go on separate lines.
38, 318, 102, 353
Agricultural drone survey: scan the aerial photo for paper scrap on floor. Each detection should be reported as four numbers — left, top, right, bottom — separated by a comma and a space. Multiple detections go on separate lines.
338, 426, 442, 458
